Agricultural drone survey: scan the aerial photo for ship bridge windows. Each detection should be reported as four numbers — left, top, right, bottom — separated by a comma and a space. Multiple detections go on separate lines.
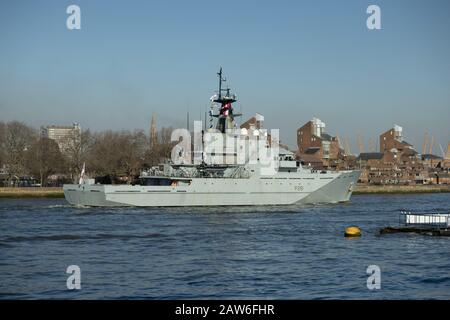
279, 155, 294, 161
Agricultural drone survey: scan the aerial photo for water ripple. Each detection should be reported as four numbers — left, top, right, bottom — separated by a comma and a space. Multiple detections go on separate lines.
0, 193, 449, 299
0, 233, 166, 243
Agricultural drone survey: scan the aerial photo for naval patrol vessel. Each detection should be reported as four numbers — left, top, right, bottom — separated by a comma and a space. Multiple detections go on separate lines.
63, 69, 360, 207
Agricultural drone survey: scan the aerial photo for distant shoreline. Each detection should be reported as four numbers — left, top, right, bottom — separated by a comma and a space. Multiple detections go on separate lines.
1, 184, 449, 199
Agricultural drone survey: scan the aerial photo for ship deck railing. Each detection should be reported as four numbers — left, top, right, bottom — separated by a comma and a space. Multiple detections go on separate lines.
140, 167, 251, 179
400, 211, 450, 228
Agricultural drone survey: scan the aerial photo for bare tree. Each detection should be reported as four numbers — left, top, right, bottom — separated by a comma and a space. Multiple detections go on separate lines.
2, 121, 37, 183
121, 130, 148, 182
0, 121, 177, 185
87, 131, 117, 181
159, 126, 175, 158
143, 126, 175, 167
25, 137, 66, 187
64, 129, 93, 183
87, 130, 147, 183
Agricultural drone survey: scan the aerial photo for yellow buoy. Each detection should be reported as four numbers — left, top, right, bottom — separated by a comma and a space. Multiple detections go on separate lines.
345, 226, 361, 237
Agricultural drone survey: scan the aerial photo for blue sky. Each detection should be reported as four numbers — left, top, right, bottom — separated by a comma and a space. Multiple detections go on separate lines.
0, 0, 449, 153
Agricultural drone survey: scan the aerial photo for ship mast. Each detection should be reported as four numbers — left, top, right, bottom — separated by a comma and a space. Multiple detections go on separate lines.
211, 67, 241, 133
218, 67, 223, 100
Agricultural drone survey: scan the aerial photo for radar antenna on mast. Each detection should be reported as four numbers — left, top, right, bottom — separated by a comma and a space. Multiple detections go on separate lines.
210, 67, 240, 133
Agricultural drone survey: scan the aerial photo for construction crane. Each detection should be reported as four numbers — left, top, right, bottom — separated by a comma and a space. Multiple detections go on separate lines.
429, 135, 434, 155
335, 132, 343, 151
336, 132, 350, 155
368, 137, 376, 152
357, 134, 365, 154
438, 143, 446, 159
422, 132, 429, 155
345, 137, 351, 156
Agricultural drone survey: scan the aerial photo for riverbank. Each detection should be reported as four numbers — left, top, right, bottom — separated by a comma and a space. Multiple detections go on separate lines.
353, 184, 450, 194
0, 187, 64, 198
1, 184, 449, 198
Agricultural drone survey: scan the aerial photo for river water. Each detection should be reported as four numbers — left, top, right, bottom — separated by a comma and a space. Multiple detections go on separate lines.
0, 193, 449, 299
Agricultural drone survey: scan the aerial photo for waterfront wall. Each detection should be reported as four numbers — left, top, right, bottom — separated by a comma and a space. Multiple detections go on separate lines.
0, 187, 64, 198
353, 184, 450, 194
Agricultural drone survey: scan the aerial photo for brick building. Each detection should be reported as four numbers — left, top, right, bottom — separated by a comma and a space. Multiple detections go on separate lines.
379, 125, 415, 153
444, 143, 450, 169
421, 154, 444, 169
240, 113, 264, 131
295, 118, 344, 169
356, 125, 449, 185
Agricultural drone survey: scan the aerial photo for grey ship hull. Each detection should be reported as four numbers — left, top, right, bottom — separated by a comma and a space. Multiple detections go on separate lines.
63, 170, 360, 207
